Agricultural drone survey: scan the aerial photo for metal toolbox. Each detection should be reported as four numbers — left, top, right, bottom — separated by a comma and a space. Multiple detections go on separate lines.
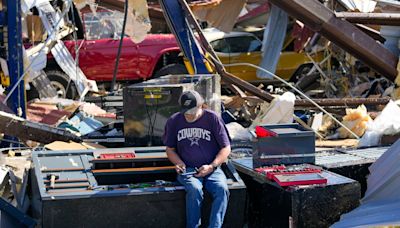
31, 147, 245, 228
252, 123, 315, 167
123, 74, 220, 147
232, 159, 361, 228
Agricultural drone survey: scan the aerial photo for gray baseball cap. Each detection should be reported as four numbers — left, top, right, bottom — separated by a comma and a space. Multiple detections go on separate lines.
178, 90, 204, 114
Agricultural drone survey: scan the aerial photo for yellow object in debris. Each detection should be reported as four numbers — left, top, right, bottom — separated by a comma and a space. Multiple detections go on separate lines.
391, 60, 400, 100
338, 105, 372, 139
0, 57, 9, 87
0, 71, 10, 87
183, 53, 214, 75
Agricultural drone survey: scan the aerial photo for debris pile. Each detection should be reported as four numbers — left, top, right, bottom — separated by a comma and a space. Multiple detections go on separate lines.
1, 0, 400, 227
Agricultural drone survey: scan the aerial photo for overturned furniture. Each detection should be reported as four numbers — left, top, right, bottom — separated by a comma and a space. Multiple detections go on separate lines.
31, 147, 246, 228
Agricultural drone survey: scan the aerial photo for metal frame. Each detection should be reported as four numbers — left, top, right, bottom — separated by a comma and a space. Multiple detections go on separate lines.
4, 0, 26, 118
159, 0, 209, 74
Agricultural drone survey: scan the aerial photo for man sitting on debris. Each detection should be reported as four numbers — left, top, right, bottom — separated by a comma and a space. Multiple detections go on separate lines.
163, 90, 231, 228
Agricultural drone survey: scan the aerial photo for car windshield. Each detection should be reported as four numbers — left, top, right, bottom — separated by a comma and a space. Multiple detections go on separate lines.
83, 11, 124, 40
225, 36, 262, 53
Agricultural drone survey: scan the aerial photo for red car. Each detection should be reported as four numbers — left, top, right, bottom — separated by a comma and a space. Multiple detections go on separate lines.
44, 10, 186, 98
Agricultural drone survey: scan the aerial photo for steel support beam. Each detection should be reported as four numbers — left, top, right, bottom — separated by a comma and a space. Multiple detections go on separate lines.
335, 12, 400, 26
6, 0, 26, 117
159, 0, 209, 74
268, 0, 398, 81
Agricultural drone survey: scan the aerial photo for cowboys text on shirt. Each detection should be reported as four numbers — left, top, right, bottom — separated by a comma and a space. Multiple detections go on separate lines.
177, 128, 211, 142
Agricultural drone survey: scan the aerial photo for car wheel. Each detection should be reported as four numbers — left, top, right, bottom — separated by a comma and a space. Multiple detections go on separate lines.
154, 63, 188, 78
46, 70, 78, 99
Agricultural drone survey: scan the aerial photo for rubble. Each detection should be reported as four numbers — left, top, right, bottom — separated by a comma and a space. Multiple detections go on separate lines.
2, 0, 400, 227
0, 110, 81, 144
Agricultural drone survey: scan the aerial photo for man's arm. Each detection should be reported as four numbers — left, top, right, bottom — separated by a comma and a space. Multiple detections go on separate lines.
196, 145, 231, 177
166, 147, 186, 173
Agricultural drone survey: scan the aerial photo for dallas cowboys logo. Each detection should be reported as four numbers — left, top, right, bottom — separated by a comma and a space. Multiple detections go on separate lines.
188, 137, 200, 146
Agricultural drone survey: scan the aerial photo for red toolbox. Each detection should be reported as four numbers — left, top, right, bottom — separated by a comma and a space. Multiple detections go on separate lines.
99, 152, 136, 159
255, 165, 327, 187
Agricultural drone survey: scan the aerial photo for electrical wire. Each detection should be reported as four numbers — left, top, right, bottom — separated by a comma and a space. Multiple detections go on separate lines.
3, 0, 74, 104
110, 0, 128, 93
214, 60, 360, 139
144, 93, 160, 146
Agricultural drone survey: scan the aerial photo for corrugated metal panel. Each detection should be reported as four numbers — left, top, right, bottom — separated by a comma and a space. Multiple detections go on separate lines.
343, 147, 389, 160
332, 142, 400, 227
315, 151, 369, 168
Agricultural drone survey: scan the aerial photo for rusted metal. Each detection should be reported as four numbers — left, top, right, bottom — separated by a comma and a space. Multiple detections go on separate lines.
268, 0, 398, 81
335, 12, 400, 26
355, 24, 386, 43
295, 97, 391, 107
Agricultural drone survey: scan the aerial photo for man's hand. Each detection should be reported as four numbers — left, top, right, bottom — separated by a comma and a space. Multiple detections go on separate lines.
175, 163, 186, 174
195, 164, 214, 177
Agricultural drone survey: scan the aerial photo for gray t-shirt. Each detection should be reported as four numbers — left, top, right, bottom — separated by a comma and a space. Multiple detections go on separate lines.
163, 110, 230, 168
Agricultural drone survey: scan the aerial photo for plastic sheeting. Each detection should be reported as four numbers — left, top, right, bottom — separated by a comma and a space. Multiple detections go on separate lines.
125, 0, 152, 43
250, 92, 295, 128
256, 4, 287, 79
226, 122, 252, 141
332, 141, 400, 227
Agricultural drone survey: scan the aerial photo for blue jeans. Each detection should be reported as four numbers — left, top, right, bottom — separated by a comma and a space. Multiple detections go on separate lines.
177, 167, 230, 228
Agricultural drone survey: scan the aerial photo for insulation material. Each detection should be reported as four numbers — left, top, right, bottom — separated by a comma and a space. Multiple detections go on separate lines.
332, 142, 400, 228
192, 0, 247, 32
359, 100, 400, 147
125, 0, 152, 43
338, 105, 372, 139
256, 4, 288, 79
